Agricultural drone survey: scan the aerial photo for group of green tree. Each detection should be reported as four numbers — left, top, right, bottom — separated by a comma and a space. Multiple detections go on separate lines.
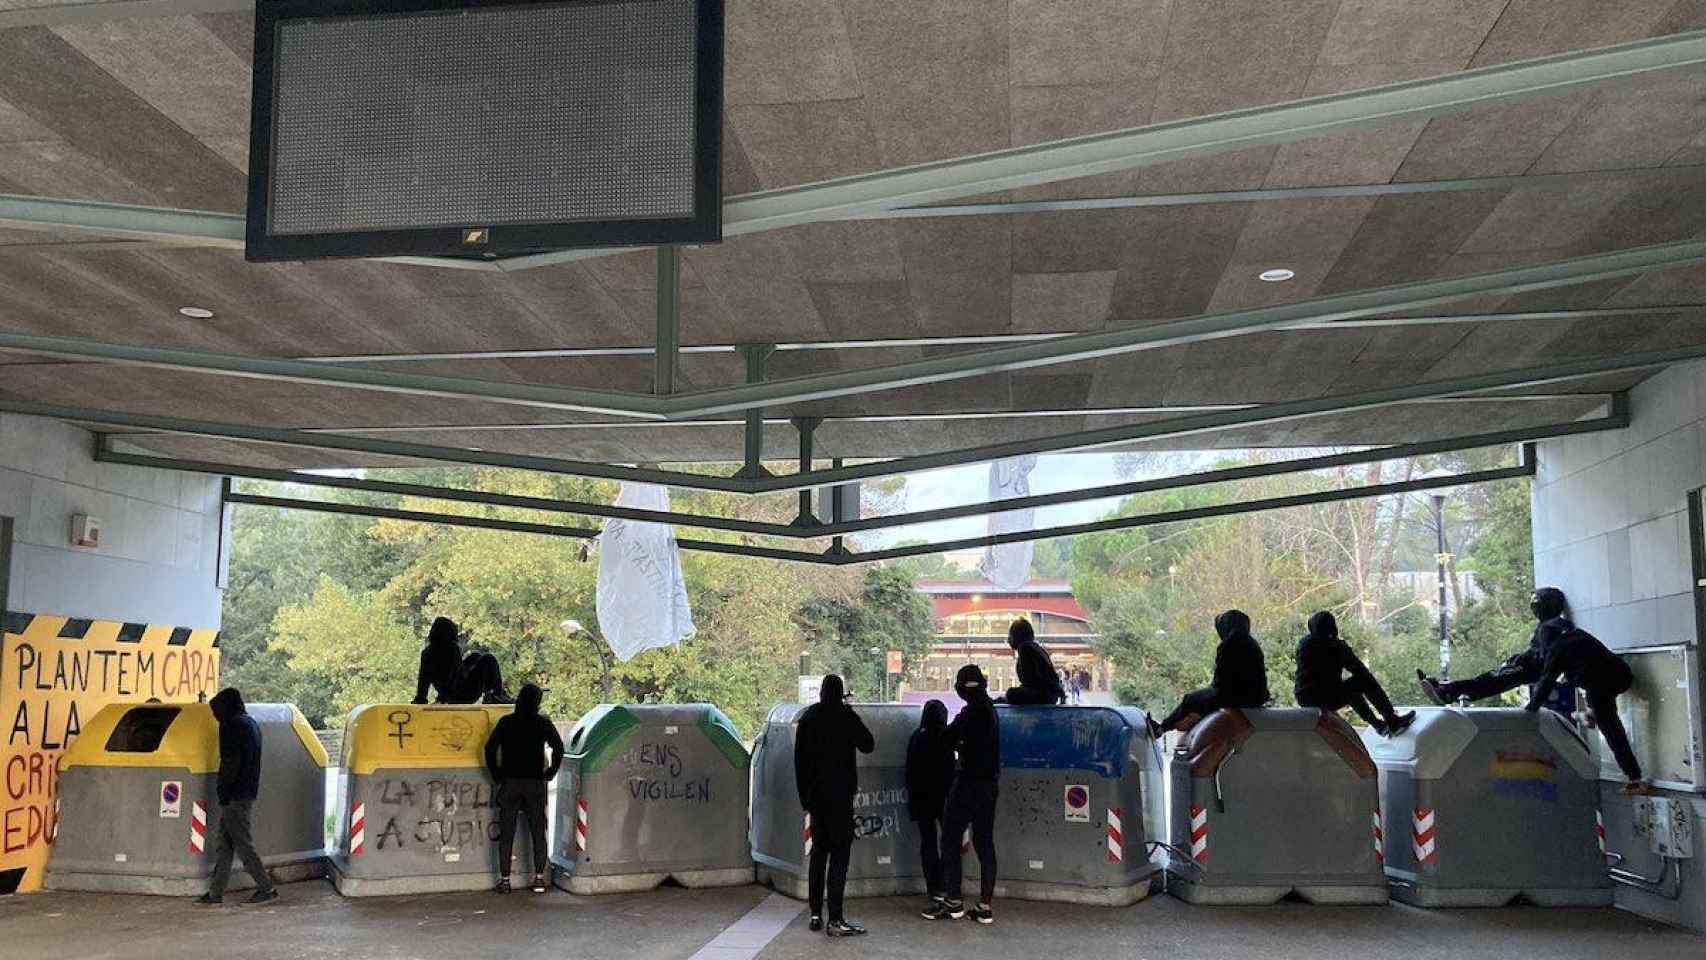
222, 448, 1539, 739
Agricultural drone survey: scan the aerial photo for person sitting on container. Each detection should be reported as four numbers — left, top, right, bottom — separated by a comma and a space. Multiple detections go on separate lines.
1150, 609, 1271, 736
1415, 587, 1562, 707
794, 673, 875, 937
1520, 594, 1651, 796
1295, 610, 1416, 737
413, 615, 513, 705
196, 687, 277, 905
484, 683, 565, 894
925, 664, 1000, 924
999, 618, 1066, 705
906, 699, 956, 911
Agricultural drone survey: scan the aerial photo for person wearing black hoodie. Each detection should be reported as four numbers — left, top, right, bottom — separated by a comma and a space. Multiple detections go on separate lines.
794, 674, 875, 937
413, 616, 512, 705
1153, 610, 1271, 735
1001, 619, 1066, 706
1417, 587, 1566, 706
1295, 611, 1415, 736
925, 664, 1000, 925
1522, 592, 1649, 795
484, 683, 564, 893
197, 688, 276, 905
905, 699, 956, 905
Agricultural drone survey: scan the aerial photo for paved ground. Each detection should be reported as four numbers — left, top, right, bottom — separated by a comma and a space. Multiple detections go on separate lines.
0, 881, 1696, 960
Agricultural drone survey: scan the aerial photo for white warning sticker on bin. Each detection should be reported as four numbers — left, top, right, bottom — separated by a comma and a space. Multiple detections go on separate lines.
1063, 784, 1090, 823
160, 780, 182, 819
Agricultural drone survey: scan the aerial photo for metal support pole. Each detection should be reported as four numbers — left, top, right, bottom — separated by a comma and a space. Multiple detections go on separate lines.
792, 417, 820, 527
654, 245, 681, 396
830, 457, 847, 557
736, 344, 776, 479
1434, 493, 1452, 682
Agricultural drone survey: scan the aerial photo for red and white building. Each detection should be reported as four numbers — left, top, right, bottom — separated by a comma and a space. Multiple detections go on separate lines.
913, 579, 1108, 695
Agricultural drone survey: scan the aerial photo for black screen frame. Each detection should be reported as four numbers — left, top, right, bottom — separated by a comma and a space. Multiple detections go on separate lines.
245, 0, 723, 262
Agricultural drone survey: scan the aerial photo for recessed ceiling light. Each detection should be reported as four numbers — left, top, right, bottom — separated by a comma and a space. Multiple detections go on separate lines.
1258, 268, 1295, 283
177, 306, 215, 319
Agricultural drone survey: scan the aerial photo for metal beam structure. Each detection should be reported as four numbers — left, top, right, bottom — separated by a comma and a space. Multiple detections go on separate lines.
222, 456, 1537, 565
654, 246, 681, 396
5, 342, 1686, 495
5, 31, 1706, 273
0, 240, 1696, 428
98, 397, 1626, 539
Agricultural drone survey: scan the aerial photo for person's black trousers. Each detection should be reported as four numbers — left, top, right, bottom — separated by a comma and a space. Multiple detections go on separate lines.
807, 807, 854, 922
1301, 674, 1398, 727
497, 779, 548, 878
1588, 677, 1643, 781
1004, 685, 1059, 705
1439, 652, 1540, 703
915, 815, 944, 898
940, 778, 998, 905
1160, 687, 1222, 732
208, 799, 273, 899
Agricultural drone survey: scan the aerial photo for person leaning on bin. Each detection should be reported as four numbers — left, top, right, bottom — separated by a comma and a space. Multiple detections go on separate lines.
924, 664, 1000, 925
1000, 618, 1066, 705
794, 673, 875, 937
485, 683, 565, 894
1151, 609, 1271, 737
196, 687, 277, 905
905, 699, 956, 907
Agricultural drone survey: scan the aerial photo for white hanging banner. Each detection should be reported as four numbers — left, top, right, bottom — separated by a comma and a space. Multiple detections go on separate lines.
596, 483, 696, 661
980, 455, 1039, 591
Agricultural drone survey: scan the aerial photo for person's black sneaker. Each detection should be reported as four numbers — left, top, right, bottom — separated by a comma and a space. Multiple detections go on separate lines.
970, 903, 994, 925
494, 877, 512, 894
246, 889, 279, 905
945, 899, 966, 920
530, 875, 548, 893
1146, 715, 1164, 740
825, 920, 867, 937
1384, 711, 1417, 737
921, 898, 953, 920
194, 893, 221, 905
1416, 670, 1445, 706
1369, 718, 1389, 736
808, 916, 823, 932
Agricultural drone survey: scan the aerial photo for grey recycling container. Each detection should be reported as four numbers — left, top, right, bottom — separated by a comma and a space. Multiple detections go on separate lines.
1166, 708, 1388, 905
551, 704, 754, 893
1365, 706, 1612, 907
47, 701, 329, 896
752, 703, 1163, 906
331, 703, 527, 897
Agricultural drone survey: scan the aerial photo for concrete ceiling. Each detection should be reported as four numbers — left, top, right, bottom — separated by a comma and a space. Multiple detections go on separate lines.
0, 0, 1704, 469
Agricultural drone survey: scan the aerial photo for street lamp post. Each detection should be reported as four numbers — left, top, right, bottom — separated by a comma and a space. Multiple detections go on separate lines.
869, 645, 884, 702
1431, 491, 1453, 683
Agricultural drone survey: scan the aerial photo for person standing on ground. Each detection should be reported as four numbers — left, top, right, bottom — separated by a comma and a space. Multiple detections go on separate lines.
1295, 611, 1416, 736
1152, 610, 1271, 736
197, 688, 276, 905
794, 674, 875, 937
1002, 619, 1066, 705
1521, 592, 1650, 795
925, 664, 1000, 925
484, 683, 564, 893
906, 699, 956, 908
414, 615, 513, 705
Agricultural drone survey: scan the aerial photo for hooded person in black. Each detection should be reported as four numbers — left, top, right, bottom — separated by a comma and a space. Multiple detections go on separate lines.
1521, 592, 1648, 794
1001, 618, 1066, 706
1153, 610, 1271, 735
793, 674, 874, 936
484, 683, 564, 892
924, 665, 1000, 925
197, 688, 276, 905
905, 699, 956, 902
1417, 587, 1564, 706
1295, 611, 1415, 736
413, 616, 512, 705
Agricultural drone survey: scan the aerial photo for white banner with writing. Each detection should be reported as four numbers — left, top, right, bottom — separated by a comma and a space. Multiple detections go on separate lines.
979, 455, 1039, 590
596, 483, 696, 661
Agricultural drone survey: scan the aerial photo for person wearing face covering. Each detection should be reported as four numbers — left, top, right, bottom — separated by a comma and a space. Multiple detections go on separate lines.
794, 674, 875, 937
484, 684, 564, 893
197, 688, 276, 905
1417, 587, 1566, 707
1520, 590, 1649, 795
1151, 610, 1271, 736
413, 616, 513, 705
1295, 610, 1415, 736
923, 665, 1000, 925
906, 699, 956, 907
